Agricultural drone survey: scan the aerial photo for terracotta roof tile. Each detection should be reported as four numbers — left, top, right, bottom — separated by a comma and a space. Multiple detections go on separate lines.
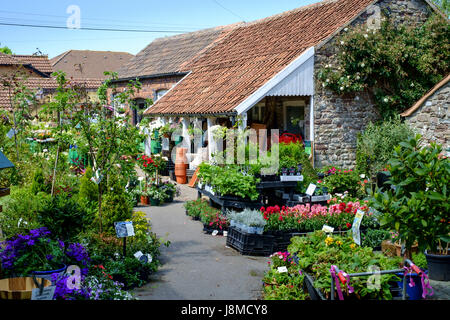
146, 0, 375, 115
12, 55, 54, 74
0, 53, 21, 65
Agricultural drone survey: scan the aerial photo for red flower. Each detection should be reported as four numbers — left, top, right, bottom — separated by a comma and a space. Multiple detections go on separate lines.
346, 223, 352, 229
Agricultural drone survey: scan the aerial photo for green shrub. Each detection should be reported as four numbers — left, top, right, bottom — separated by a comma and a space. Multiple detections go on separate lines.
356, 117, 415, 178
0, 186, 43, 239
78, 167, 98, 203
101, 179, 133, 235
31, 169, 50, 195
37, 192, 89, 242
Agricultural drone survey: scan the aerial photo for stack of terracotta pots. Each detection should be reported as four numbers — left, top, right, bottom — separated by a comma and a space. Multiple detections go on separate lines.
175, 148, 188, 184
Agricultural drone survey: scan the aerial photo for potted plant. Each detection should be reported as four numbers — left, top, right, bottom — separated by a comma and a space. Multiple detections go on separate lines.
147, 184, 169, 206
160, 182, 179, 203
0, 228, 67, 282
371, 135, 449, 281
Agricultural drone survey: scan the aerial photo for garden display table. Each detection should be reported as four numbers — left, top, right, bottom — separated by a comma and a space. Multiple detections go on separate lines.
256, 180, 300, 205
196, 187, 264, 213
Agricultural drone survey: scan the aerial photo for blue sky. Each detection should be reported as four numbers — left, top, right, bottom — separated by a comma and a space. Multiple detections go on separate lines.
0, 0, 318, 58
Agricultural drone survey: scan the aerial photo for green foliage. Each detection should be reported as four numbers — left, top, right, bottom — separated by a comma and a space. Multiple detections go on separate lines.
101, 179, 133, 235
362, 229, 391, 249
31, 168, 50, 195
0, 45, 13, 55
278, 142, 316, 179
356, 117, 415, 177
198, 164, 260, 201
78, 167, 98, 203
0, 186, 43, 239
433, 0, 450, 16
287, 231, 403, 300
318, 14, 450, 119
370, 135, 450, 254
320, 167, 364, 198
37, 192, 90, 242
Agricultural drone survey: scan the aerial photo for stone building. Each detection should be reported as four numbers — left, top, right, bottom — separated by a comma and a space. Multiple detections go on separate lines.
140, 0, 444, 169
401, 74, 449, 151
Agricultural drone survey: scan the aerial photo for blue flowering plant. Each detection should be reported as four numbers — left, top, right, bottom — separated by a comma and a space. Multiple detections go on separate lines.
0, 227, 66, 277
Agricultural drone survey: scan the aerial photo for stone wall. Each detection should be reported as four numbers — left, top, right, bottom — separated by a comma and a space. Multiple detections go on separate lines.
313, 0, 433, 169
405, 81, 449, 150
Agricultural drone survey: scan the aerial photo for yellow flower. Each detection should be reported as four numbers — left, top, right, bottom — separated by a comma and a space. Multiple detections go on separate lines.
350, 243, 357, 250
336, 240, 343, 246
325, 236, 334, 246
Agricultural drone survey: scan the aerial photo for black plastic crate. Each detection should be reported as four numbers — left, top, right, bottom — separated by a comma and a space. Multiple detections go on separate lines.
226, 227, 274, 256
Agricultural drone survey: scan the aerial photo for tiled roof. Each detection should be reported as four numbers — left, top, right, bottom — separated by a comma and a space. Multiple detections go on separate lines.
0, 53, 21, 65
0, 77, 57, 109
0, 77, 101, 109
118, 24, 239, 79
51, 50, 134, 80
12, 55, 54, 74
401, 74, 450, 117
145, 0, 376, 115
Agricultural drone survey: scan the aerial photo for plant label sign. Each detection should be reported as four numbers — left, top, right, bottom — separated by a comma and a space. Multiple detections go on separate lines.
306, 184, 317, 196
114, 221, 135, 238
278, 266, 288, 273
6, 129, 16, 139
31, 286, 56, 300
352, 210, 365, 246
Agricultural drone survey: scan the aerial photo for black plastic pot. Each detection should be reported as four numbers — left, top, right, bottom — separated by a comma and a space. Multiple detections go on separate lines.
425, 250, 450, 281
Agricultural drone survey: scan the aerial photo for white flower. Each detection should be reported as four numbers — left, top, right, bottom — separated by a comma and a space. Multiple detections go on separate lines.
340, 87, 345, 91
411, 83, 415, 88
356, 75, 360, 80
361, 63, 365, 68
384, 98, 389, 103
347, 75, 350, 79
364, 34, 368, 38
340, 41, 345, 45
326, 79, 330, 83
360, 174, 366, 179
344, 28, 348, 32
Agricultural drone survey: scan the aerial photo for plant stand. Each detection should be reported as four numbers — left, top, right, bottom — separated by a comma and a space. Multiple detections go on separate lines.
197, 187, 264, 213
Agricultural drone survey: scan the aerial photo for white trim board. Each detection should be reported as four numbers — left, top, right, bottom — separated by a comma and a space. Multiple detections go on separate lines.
234, 47, 315, 116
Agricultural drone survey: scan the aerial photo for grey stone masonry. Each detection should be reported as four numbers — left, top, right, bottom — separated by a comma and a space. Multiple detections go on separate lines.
405, 81, 449, 150
313, 0, 433, 169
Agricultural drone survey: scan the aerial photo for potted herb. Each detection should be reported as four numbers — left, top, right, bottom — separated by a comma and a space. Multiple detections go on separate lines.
371, 136, 449, 281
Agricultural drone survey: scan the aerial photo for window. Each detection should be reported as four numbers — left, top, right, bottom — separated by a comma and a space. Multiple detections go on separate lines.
155, 89, 169, 101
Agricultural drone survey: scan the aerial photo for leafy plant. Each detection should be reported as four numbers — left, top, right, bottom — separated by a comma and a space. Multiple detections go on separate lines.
370, 135, 450, 256
101, 179, 133, 236
318, 14, 450, 119
356, 117, 415, 178
38, 192, 90, 242
287, 231, 404, 300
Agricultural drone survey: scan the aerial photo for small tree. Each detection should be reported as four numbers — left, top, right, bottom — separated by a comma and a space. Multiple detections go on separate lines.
71, 72, 145, 233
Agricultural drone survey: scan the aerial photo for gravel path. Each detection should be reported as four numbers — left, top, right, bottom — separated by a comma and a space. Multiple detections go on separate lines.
132, 184, 268, 300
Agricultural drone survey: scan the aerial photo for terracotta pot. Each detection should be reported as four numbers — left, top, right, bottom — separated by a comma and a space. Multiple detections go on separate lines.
140, 195, 149, 205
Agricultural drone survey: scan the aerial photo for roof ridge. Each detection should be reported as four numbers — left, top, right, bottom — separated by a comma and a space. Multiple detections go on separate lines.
50, 50, 72, 66
401, 73, 450, 117
151, 22, 242, 42
242, 0, 340, 27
